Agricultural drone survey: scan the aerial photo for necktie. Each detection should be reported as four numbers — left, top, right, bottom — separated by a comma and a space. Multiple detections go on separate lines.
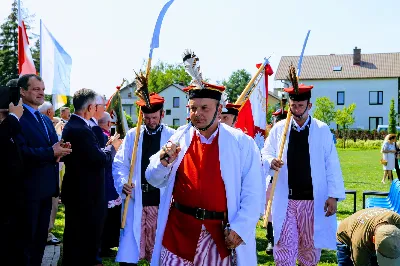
34, 111, 50, 141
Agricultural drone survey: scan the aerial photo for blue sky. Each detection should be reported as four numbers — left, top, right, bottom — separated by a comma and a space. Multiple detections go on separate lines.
0, 0, 399, 98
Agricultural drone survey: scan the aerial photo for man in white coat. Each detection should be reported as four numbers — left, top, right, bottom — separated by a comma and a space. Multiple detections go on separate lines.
262, 83, 345, 266
112, 93, 175, 265
145, 50, 262, 266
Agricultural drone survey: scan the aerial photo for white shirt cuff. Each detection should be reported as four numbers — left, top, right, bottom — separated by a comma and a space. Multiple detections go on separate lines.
9, 113, 19, 121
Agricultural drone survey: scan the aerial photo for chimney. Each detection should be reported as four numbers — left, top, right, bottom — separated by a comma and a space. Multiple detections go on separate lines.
353, 47, 361, 65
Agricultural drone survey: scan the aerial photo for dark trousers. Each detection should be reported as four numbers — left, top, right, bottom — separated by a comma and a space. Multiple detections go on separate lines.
0, 204, 25, 265
63, 202, 106, 266
395, 158, 400, 179
101, 204, 122, 252
337, 242, 378, 266
22, 197, 53, 266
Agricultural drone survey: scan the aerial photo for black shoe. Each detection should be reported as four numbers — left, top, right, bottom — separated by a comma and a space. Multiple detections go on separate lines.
265, 240, 274, 255
265, 222, 274, 255
46, 236, 61, 245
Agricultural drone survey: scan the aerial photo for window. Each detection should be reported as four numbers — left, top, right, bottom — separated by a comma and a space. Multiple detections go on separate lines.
337, 91, 345, 105
166, 109, 171, 115
369, 91, 383, 105
173, 97, 180, 108
173, 119, 180, 126
128, 92, 132, 98
369, 117, 383, 130
333, 66, 342, 71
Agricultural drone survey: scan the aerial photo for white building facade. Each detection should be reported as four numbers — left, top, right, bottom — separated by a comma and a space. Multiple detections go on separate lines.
158, 84, 188, 127
274, 48, 400, 130
298, 78, 398, 130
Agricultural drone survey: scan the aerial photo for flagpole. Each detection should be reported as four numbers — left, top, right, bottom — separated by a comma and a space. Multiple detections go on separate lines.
234, 57, 270, 107
40, 20, 42, 76
121, 0, 175, 229
264, 30, 311, 225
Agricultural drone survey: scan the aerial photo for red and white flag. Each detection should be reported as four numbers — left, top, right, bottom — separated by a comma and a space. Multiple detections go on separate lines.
18, 0, 36, 76
235, 64, 274, 149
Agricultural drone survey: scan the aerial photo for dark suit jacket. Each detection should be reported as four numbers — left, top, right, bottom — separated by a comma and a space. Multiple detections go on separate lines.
91, 124, 107, 148
16, 108, 59, 200
0, 115, 24, 212
61, 115, 116, 207
61, 115, 116, 264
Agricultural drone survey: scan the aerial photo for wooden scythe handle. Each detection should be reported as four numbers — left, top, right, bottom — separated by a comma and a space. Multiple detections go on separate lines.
263, 110, 292, 227
121, 108, 143, 229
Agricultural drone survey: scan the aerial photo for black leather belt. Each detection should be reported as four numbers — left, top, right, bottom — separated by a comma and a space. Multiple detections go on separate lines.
173, 202, 226, 221
288, 188, 314, 200
141, 183, 158, 193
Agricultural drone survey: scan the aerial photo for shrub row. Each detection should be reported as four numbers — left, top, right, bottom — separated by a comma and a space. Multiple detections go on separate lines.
335, 139, 382, 150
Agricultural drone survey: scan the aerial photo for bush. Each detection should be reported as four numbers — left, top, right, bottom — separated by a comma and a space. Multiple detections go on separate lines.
336, 139, 382, 150
332, 129, 387, 141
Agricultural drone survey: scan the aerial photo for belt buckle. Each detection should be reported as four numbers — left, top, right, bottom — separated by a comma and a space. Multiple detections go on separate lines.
289, 189, 292, 196
142, 184, 148, 193
195, 208, 206, 220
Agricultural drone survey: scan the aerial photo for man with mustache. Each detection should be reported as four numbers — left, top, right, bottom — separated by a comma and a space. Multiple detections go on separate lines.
262, 82, 345, 266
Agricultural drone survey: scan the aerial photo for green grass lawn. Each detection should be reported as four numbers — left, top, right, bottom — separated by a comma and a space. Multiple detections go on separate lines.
55, 149, 395, 265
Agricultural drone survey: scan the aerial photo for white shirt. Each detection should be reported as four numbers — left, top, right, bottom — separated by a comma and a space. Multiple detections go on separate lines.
89, 117, 98, 127
292, 115, 310, 132
195, 124, 220, 144
72, 114, 90, 127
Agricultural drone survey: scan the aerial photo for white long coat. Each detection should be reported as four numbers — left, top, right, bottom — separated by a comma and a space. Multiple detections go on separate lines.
261, 117, 345, 250
112, 125, 175, 263
145, 123, 262, 266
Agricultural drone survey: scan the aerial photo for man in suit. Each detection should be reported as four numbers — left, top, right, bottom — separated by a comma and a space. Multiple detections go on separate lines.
98, 112, 122, 256
60, 106, 71, 123
17, 74, 72, 265
61, 88, 122, 266
0, 98, 25, 265
39, 101, 62, 246
89, 94, 107, 148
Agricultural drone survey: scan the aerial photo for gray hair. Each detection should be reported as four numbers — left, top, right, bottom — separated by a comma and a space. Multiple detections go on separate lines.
95, 94, 105, 105
38, 101, 53, 113
73, 88, 97, 112
60, 107, 70, 113
98, 112, 111, 125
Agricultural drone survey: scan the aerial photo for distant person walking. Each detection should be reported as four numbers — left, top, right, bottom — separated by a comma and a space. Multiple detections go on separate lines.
381, 134, 396, 184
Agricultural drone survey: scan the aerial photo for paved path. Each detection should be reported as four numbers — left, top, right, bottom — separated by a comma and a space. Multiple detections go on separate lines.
41, 245, 61, 266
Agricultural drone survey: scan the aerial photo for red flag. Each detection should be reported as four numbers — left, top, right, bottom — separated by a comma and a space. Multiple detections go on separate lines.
235, 64, 273, 149
18, 2, 36, 76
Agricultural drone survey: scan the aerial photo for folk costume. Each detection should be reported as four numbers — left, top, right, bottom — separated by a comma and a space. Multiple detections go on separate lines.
261, 81, 345, 265
145, 51, 262, 266
264, 107, 288, 255
113, 93, 175, 264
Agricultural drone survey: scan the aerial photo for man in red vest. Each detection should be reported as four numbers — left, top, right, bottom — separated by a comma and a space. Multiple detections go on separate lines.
146, 51, 262, 266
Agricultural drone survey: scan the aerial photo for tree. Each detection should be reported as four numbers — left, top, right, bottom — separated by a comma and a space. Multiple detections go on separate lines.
124, 111, 135, 128
31, 39, 40, 72
334, 103, 356, 148
388, 98, 397, 134
0, 1, 18, 85
147, 61, 192, 93
313, 96, 336, 126
222, 69, 251, 102
0, 0, 36, 85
